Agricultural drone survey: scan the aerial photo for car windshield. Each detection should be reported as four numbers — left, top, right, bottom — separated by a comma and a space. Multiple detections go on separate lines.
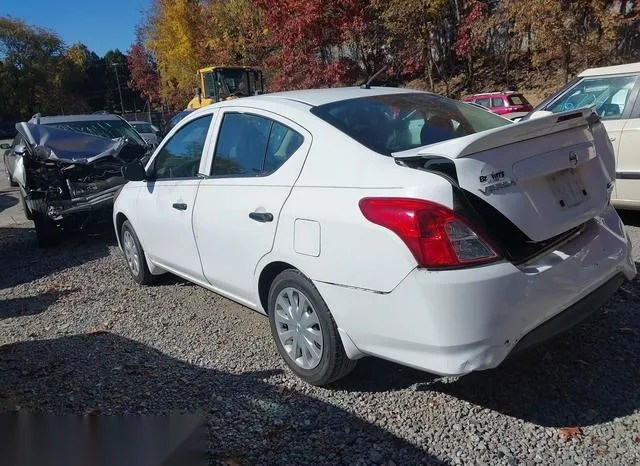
45, 119, 147, 146
310, 93, 512, 155
131, 122, 154, 133
545, 74, 638, 119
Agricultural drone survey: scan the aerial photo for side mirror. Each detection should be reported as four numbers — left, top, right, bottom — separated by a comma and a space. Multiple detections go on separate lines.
122, 160, 147, 182
13, 143, 26, 156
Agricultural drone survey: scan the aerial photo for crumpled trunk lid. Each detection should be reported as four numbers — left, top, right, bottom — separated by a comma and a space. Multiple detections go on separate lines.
394, 109, 615, 242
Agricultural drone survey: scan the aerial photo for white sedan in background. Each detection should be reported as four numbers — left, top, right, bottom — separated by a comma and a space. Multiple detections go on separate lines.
113, 87, 635, 386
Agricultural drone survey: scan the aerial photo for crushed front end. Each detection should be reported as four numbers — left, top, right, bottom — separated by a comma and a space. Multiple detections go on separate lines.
15, 122, 148, 239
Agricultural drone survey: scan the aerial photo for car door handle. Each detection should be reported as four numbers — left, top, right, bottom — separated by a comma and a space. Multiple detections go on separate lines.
172, 202, 188, 211
249, 211, 273, 223
610, 137, 616, 141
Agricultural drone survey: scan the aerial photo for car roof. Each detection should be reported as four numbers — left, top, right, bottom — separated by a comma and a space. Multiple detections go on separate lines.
28, 114, 125, 124
465, 91, 520, 98
244, 86, 419, 107
578, 62, 640, 77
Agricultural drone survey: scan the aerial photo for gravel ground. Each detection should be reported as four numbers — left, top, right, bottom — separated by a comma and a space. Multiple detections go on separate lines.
1, 177, 639, 465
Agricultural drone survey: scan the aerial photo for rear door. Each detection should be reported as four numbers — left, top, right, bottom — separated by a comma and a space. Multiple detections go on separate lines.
193, 107, 311, 306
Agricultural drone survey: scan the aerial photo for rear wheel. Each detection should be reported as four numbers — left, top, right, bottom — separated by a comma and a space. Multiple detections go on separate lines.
268, 269, 356, 386
121, 220, 153, 285
33, 214, 59, 248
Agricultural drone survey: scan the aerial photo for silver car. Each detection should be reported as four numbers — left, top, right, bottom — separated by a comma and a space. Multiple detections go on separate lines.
129, 120, 161, 148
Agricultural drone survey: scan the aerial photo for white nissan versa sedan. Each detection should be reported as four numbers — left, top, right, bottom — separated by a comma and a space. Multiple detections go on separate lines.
113, 87, 636, 386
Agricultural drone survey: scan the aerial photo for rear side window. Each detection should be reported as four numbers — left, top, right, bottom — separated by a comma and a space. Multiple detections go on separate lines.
310, 93, 511, 156
491, 98, 505, 107
508, 95, 529, 106
212, 113, 303, 176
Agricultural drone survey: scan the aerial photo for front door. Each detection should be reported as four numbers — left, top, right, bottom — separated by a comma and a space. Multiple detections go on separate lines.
136, 113, 215, 280
192, 109, 311, 306
615, 115, 640, 202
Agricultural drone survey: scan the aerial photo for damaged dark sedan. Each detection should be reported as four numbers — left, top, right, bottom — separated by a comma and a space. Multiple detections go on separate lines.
8, 114, 151, 247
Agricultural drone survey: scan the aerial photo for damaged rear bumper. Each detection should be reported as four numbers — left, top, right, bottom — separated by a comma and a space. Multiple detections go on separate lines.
314, 206, 636, 376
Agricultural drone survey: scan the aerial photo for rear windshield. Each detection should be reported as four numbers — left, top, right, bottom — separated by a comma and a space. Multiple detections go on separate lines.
45, 119, 146, 147
507, 95, 529, 106
310, 93, 512, 155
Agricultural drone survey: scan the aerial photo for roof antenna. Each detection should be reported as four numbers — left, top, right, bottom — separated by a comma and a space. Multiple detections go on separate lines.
360, 65, 388, 89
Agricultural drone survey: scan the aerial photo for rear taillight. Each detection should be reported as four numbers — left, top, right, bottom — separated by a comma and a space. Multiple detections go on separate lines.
359, 198, 500, 269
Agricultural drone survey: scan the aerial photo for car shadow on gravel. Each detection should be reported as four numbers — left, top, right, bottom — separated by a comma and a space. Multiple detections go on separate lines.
424, 276, 640, 428
0, 332, 447, 465
335, 276, 640, 429
0, 224, 115, 290
0, 193, 18, 213
0, 289, 76, 319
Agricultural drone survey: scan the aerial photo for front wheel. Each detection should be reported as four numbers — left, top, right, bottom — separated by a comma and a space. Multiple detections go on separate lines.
268, 269, 356, 386
120, 220, 153, 285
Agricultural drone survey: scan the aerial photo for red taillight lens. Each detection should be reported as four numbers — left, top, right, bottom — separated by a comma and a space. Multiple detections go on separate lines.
359, 198, 500, 269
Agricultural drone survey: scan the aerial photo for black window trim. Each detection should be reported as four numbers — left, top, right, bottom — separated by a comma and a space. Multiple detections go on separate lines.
148, 113, 214, 182
207, 110, 304, 179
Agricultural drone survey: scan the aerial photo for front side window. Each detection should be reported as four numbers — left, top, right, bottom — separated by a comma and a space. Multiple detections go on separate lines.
212, 113, 304, 177
151, 115, 213, 180
545, 74, 639, 120
475, 98, 491, 107
310, 93, 512, 155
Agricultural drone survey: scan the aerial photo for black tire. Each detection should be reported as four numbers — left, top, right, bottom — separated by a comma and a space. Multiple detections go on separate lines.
19, 189, 32, 220
120, 220, 154, 285
268, 269, 357, 386
33, 214, 59, 248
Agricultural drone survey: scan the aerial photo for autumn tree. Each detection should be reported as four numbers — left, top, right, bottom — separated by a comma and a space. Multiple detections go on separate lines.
254, 0, 366, 90
146, 0, 204, 108
199, 0, 269, 67
127, 28, 161, 107
0, 16, 67, 116
498, 0, 620, 83
454, 1, 489, 88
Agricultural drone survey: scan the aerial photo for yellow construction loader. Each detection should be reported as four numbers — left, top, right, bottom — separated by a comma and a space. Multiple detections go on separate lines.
186, 66, 264, 110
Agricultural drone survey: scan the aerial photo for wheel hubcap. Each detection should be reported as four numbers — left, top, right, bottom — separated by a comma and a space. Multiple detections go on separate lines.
274, 288, 323, 370
123, 230, 140, 276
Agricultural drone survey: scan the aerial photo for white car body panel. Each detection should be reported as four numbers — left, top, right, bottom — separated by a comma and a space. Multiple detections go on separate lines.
614, 117, 640, 204
316, 206, 635, 375
113, 87, 636, 378
192, 106, 314, 306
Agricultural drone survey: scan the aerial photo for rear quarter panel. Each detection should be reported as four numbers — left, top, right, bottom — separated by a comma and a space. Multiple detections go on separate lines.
261, 126, 456, 293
